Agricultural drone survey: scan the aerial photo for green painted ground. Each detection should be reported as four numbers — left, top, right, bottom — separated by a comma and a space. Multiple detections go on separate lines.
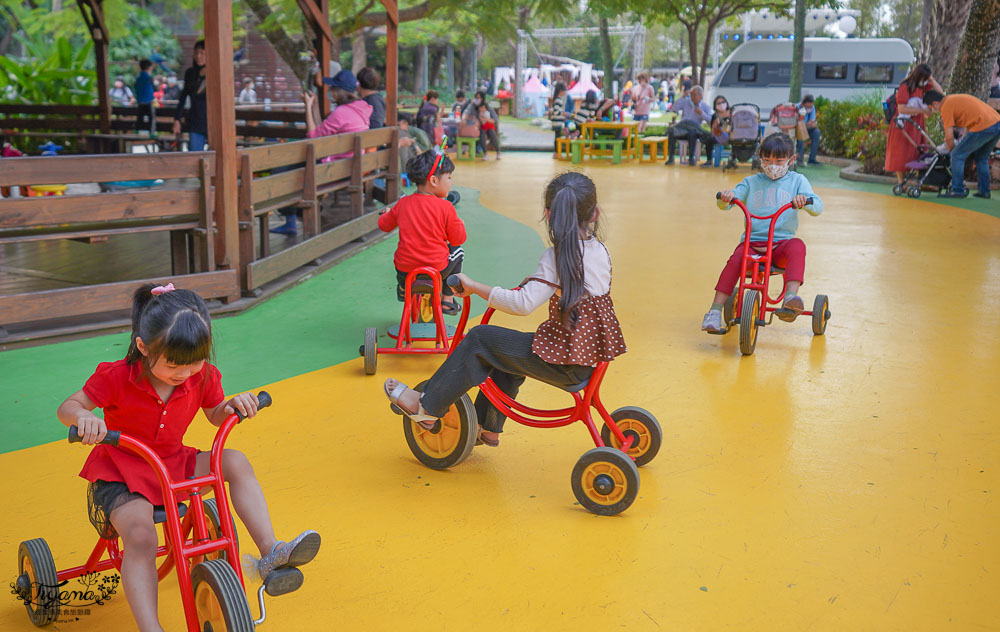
0, 186, 544, 454
795, 163, 1000, 220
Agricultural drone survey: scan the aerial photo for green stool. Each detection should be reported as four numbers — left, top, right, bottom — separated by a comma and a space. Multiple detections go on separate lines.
572, 139, 622, 164
455, 137, 477, 161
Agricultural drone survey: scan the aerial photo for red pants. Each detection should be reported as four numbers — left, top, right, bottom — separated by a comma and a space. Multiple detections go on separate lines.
715, 238, 806, 295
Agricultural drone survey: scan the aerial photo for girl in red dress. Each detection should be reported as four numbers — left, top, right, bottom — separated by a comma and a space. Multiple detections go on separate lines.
57, 284, 320, 632
885, 63, 944, 186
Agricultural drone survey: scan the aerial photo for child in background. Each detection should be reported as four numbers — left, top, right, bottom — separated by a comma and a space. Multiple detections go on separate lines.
416, 90, 442, 140
58, 284, 320, 632
383, 172, 626, 448
477, 102, 501, 160
702, 133, 824, 333
568, 91, 599, 138
133, 60, 156, 135
549, 82, 567, 154
707, 95, 731, 167
378, 149, 467, 314
631, 73, 655, 132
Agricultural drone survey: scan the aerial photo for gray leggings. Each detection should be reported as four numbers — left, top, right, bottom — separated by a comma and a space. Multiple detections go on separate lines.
420, 325, 592, 433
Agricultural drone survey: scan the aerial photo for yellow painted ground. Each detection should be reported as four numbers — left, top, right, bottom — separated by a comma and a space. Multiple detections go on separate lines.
3, 155, 999, 630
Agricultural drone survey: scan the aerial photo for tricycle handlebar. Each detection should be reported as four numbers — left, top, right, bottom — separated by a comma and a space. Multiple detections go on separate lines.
446, 274, 464, 295
69, 390, 273, 444
68, 426, 121, 446
715, 192, 813, 216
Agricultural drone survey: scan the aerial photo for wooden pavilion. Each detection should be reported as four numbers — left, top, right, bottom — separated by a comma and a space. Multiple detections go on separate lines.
0, 0, 402, 346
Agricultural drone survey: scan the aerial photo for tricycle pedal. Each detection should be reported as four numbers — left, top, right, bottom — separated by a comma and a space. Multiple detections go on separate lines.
263, 567, 304, 597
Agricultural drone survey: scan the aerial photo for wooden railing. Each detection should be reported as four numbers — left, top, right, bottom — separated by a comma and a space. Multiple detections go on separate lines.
0, 151, 238, 330
0, 125, 401, 337
237, 126, 400, 291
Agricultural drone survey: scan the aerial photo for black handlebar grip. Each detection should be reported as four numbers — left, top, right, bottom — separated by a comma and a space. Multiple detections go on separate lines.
716, 192, 722, 199
446, 274, 465, 295
256, 391, 272, 409
68, 425, 121, 446
805, 197, 814, 205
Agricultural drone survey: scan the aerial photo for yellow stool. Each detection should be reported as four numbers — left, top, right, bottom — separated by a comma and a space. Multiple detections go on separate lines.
638, 136, 669, 163
454, 137, 477, 161
27, 184, 67, 196
555, 137, 572, 160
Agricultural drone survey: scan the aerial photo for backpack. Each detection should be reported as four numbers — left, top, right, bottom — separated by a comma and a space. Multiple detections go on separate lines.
882, 88, 899, 124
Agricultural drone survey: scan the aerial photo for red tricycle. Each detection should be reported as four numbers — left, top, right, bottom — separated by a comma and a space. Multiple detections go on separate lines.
360, 266, 471, 375
13, 391, 305, 631
390, 275, 661, 516
714, 193, 831, 355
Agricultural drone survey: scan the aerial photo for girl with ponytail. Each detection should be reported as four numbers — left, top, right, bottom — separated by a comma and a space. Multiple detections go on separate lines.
384, 172, 626, 447
58, 283, 320, 631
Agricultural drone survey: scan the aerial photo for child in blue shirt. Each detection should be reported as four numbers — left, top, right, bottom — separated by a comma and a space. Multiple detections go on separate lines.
133, 59, 156, 135
702, 133, 824, 333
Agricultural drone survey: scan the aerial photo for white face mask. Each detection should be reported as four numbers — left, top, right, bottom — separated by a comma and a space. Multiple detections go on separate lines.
762, 160, 790, 180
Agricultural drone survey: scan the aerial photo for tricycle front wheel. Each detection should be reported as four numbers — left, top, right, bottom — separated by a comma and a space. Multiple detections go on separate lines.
739, 289, 761, 356
402, 380, 477, 469
191, 559, 254, 632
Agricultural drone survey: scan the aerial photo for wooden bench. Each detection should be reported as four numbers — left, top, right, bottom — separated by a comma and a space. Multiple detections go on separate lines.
571, 139, 623, 164
638, 136, 669, 163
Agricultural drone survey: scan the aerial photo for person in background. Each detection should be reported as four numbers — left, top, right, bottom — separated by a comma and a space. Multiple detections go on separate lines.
238, 77, 257, 104
357, 67, 386, 129
153, 76, 165, 105
989, 57, 1000, 100
796, 94, 821, 166
398, 113, 431, 173
162, 74, 181, 102
133, 60, 156, 135
884, 63, 943, 187
416, 90, 442, 140
923, 90, 1000, 199
548, 82, 567, 154
451, 90, 468, 118
476, 102, 501, 160
109, 76, 134, 107
665, 85, 714, 166
173, 40, 209, 151
631, 72, 655, 133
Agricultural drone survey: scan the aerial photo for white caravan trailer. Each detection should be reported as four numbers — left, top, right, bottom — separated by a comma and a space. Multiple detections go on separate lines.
707, 38, 915, 117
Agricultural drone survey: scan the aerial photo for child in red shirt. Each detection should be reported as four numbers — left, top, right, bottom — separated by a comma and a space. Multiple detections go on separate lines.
378, 148, 467, 314
58, 284, 320, 632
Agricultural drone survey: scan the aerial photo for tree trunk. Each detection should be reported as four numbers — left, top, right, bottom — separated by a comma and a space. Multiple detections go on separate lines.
429, 47, 445, 90
414, 46, 426, 93
948, 0, 1000, 98
699, 20, 721, 93
351, 31, 367, 74
789, 0, 807, 102
244, 0, 313, 83
685, 22, 701, 86
599, 16, 614, 99
919, 0, 974, 86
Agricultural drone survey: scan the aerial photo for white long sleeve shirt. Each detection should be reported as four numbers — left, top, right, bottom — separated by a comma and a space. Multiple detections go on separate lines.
487, 239, 612, 316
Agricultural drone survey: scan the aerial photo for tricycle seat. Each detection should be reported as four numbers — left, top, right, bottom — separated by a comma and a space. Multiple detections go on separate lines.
152, 502, 188, 525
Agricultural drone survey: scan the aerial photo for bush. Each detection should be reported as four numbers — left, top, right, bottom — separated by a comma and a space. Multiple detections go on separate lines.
816, 91, 889, 174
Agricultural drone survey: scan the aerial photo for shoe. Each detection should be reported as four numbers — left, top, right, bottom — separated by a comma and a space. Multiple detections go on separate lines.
384, 379, 438, 429
807, 160, 820, 165
664, 158, 675, 165
441, 300, 462, 315
700, 161, 713, 167
476, 430, 500, 447
973, 191, 991, 199
775, 295, 804, 322
701, 309, 725, 334
255, 531, 321, 581
938, 189, 969, 198
687, 159, 697, 166
270, 221, 297, 235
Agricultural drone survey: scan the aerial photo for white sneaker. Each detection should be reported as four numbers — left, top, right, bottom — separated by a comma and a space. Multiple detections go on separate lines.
701, 310, 725, 333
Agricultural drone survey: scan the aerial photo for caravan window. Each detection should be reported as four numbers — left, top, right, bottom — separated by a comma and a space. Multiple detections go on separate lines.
738, 64, 757, 82
856, 64, 893, 83
816, 64, 848, 80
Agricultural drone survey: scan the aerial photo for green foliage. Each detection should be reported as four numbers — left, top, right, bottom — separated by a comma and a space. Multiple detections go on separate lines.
108, 9, 182, 76
817, 91, 899, 174
0, 35, 96, 105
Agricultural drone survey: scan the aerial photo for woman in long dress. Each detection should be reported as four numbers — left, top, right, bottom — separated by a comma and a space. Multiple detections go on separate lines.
884, 63, 943, 186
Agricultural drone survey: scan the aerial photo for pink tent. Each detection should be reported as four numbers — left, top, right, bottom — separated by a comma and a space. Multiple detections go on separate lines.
567, 65, 600, 98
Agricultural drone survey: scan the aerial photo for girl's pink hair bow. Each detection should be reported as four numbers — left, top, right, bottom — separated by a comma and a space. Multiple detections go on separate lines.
151, 283, 176, 296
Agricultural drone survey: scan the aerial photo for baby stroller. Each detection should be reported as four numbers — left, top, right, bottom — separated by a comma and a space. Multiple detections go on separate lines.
893, 117, 953, 198
722, 103, 762, 173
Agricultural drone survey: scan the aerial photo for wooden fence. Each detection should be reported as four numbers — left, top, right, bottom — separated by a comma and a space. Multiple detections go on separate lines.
0, 126, 400, 338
